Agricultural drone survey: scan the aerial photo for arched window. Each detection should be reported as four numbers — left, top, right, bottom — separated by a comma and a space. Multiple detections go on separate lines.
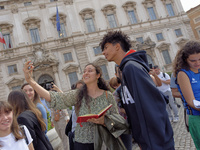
122, 1, 139, 24
161, 0, 176, 17
79, 8, 96, 33
101, 5, 118, 29
23, 18, 41, 44
0, 23, 13, 49
50, 13, 67, 38
142, 0, 158, 21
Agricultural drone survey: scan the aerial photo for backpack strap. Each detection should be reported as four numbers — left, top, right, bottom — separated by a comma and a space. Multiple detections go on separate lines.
20, 125, 29, 145
105, 91, 108, 99
163, 72, 166, 78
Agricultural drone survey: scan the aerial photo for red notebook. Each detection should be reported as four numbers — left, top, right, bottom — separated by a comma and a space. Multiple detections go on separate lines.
76, 104, 112, 127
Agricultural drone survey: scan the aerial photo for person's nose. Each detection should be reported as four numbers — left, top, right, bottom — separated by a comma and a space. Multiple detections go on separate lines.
2, 114, 8, 120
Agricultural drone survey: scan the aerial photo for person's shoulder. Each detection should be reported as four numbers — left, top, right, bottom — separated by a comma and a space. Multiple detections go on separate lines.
36, 103, 45, 110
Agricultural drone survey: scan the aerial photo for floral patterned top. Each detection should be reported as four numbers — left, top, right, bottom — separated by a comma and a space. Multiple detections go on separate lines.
49, 90, 118, 143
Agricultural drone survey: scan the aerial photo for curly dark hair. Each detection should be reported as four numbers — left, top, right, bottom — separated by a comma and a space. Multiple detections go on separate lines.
75, 63, 110, 114
173, 40, 200, 75
100, 31, 132, 52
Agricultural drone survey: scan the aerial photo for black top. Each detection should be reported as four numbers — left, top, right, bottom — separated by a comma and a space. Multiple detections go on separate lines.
119, 50, 174, 150
17, 110, 53, 150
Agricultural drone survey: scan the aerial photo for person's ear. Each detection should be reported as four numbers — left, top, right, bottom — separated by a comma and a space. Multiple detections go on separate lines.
115, 43, 121, 51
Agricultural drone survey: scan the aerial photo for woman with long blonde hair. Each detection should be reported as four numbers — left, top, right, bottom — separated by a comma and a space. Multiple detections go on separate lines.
0, 101, 34, 150
8, 90, 53, 150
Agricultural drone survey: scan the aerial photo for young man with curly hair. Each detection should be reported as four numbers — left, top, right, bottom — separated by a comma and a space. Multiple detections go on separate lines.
100, 31, 175, 150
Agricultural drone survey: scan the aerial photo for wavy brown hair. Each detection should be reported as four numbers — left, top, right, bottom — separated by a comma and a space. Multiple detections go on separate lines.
75, 63, 110, 114
173, 40, 200, 76
0, 101, 23, 144
7, 90, 46, 131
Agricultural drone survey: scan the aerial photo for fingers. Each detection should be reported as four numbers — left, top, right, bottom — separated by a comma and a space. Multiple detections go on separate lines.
24, 61, 34, 71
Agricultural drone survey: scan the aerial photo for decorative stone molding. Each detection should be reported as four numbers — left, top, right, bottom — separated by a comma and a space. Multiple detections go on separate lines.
50, 13, 67, 26
122, 1, 139, 24
93, 57, 107, 66
64, 0, 73, 5
11, 4, 18, 14
79, 8, 95, 20
161, 0, 174, 4
136, 37, 156, 51
63, 64, 79, 73
23, 18, 41, 31
101, 5, 116, 16
32, 45, 59, 70
131, 40, 138, 49
6, 77, 24, 90
156, 42, 170, 51
38, 74, 54, 85
122, 1, 137, 10
0, 23, 13, 33
176, 38, 189, 48
142, 0, 156, 7
39, 4, 46, 9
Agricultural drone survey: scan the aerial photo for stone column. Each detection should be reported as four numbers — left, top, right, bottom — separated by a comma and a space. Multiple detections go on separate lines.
53, 65, 61, 90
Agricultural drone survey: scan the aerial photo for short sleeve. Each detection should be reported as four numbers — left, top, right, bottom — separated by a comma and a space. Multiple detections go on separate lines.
23, 125, 33, 145
165, 73, 170, 80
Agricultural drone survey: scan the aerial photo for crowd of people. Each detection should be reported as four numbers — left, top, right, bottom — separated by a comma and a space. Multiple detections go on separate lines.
0, 30, 199, 150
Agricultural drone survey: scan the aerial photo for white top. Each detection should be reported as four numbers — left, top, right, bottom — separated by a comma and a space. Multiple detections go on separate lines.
0, 125, 33, 150
157, 72, 171, 93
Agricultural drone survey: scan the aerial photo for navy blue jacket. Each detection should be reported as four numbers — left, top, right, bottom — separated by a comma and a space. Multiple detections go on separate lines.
119, 50, 174, 150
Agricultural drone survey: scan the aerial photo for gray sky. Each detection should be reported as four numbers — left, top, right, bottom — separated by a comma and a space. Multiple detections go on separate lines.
180, 0, 200, 11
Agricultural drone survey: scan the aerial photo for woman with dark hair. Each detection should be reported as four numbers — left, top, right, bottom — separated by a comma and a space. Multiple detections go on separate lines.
7, 90, 53, 150
23, 62, 128, 150
173, 40, 200, 149
21, 83, 48, 133
0, 101, 34, 150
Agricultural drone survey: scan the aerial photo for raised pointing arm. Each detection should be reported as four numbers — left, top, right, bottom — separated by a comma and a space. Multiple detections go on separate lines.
23, 61, 51, 102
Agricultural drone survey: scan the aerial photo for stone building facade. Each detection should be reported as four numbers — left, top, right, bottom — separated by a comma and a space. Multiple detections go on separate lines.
187, 4, 200, 40
0, 0, 194, 100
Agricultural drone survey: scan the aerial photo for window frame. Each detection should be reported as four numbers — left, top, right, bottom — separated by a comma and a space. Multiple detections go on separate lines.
100, 64, 109, 81
174, 28, 183, 37
128, 10, 138, 24
162, 49, 172, 64
156, 33, 164, 41
59, 23, 67, 38
147, 7, 157, 21
136, 37, 144, 43
166, 3, 175, 17
68, 72, 78, 86
8, 64, 18, 75
93, 46, 102, 56
85, 18, 96, 33
63, 52, 73, 63
24, 2, 32, 6
30, 28, 41, 44
3, 33, 12, 49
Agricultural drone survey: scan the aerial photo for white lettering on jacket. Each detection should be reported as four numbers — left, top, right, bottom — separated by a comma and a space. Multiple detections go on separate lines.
121, 86, 135, 104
